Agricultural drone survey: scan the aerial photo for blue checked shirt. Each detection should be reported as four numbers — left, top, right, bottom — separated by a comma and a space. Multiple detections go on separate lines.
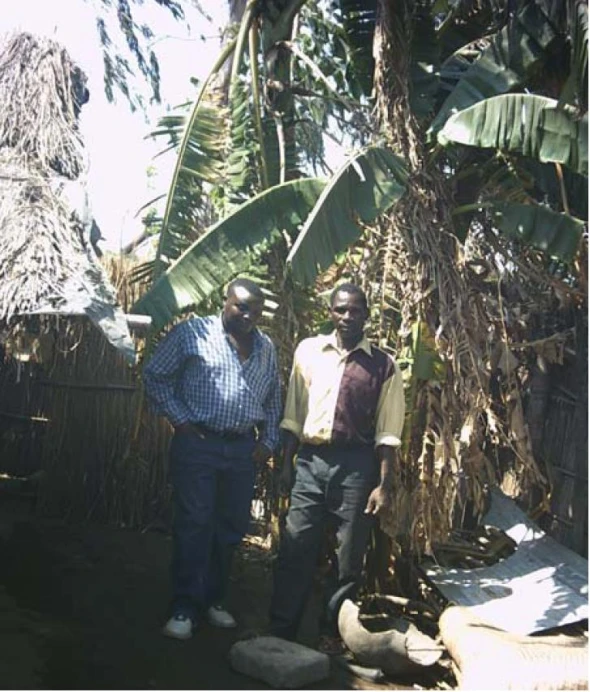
143, 315, 282, 452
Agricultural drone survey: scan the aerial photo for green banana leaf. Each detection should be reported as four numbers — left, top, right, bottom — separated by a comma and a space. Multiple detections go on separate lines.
399, 319, 446, 457
488, 201, 585, 262
409, 7, 440, 119
148, 39, 237, 283
438, 94, 588, 177
337, 0, 377, 99
145, 102, 228, 279
430, 1, 559, 134
131, 178, 326, 331
286, 147, 408, 285
561, 0, 588, 109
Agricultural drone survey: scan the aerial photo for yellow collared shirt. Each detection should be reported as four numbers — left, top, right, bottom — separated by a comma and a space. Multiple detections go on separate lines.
280, 332, 404, 448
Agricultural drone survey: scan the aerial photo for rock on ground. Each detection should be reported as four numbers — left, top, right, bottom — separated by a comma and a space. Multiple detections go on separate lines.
229, 636, 330, 689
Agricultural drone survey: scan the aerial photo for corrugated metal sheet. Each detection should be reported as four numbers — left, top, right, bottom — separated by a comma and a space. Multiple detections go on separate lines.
423, 488, 588, 634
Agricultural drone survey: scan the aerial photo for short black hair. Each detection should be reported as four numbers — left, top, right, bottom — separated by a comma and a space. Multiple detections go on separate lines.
329, 282, 368, 310
226, 278, 264, 301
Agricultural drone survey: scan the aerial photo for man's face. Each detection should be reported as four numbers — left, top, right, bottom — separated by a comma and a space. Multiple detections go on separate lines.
329, 290, 368, 344
222, 285, 264, 336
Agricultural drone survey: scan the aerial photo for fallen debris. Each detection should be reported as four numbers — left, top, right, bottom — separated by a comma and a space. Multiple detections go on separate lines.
439, 605, 588, 690
423, 488, 588, 634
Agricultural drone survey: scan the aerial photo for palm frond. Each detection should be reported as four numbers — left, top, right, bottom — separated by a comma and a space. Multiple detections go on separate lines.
487, 201, 584, 261
287, 147, 408, 285
131, 178, 326, 330
430, 0, 560, 134
438, 94, 588, 177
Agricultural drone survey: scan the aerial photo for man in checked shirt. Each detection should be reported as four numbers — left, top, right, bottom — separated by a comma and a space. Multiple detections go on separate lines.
144, 278, 281, 640
269, 283, 405, 648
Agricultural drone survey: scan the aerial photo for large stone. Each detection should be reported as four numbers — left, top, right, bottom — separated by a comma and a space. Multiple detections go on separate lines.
229, 636, 330, 689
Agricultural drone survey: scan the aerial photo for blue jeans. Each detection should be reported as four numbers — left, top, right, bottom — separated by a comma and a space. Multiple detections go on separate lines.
269, 444, 378, 640
168, 430, 257, 620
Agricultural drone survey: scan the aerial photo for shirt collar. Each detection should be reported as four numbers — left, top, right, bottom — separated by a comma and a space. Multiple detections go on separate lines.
321, 330, 372, 356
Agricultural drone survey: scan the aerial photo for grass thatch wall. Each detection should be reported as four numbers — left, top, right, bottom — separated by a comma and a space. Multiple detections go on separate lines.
0, 256, 171, 528
0, 316, 171, 528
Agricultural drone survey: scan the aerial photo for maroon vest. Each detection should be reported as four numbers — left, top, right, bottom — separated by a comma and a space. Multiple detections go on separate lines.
331, 346, 396, 445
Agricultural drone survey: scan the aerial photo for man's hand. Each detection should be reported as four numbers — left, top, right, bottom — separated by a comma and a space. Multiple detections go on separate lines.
278, 459, 295, 497
252, 442, 272, 465
174, 422, 205, 438
364, 485, 389, 515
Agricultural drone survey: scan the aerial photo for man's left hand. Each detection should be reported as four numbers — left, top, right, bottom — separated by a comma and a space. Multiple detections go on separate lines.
364, 485, 389, 515
252, 442, 272, 465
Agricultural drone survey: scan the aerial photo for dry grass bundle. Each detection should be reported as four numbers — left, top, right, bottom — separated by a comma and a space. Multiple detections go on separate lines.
0, 32, 86, 179
0, 151, 109, 323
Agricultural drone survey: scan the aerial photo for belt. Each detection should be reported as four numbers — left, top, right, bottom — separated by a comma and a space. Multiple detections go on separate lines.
193, 424, 257, 441
302, 440, 372, 450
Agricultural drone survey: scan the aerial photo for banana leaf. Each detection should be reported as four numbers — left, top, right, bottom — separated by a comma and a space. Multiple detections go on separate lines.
131, 178, 325, 330
488, 201, 585, 262
337, 0, 377, 99
430, 1, 559, 134
286, 147, 408, 285
561, 0, 588, 109
438, 94, 588, 177
399, 319, 446, 457
410, 6, 440, 119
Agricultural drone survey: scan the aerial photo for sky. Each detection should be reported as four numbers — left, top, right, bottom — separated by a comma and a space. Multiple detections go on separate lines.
0, 0, 229, 250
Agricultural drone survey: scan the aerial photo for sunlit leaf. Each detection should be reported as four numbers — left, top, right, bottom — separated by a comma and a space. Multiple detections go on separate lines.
131, 179, 325, 330
286, 147, 408, 285
489, 201, 585, 262
438, 94, 588, 177
430, 1, 560, 134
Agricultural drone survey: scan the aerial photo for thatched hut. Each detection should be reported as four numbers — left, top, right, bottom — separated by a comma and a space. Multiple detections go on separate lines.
0, 31, 134, 361
0, 32, 173, 526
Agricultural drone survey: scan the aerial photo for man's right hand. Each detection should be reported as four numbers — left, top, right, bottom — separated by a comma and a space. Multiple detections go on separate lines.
174, 422, 205, 438
278, 460, 295, 497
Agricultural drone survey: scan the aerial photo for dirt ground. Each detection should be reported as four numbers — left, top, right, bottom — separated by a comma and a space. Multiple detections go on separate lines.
0, 494, 441, 691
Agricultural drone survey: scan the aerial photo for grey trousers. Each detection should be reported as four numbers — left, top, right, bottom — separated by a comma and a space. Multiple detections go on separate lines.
269, 443, 378, 640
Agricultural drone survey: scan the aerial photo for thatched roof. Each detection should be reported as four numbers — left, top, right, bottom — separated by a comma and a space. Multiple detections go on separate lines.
0, 32, 134, 361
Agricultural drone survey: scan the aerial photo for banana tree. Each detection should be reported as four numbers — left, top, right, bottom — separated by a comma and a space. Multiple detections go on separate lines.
130, 0, 588, 555
132, 146, 408, 327
340, 0, 587, 555
132, 0, 376, 291
438, 93, 588, 261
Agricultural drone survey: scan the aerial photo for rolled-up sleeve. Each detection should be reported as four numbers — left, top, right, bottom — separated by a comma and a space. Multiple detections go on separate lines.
374, 362, 405, 448
280, 345, 308, 441
143, 324, 193, 427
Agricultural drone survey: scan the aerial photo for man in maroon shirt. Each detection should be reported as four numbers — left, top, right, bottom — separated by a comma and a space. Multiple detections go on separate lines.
269, 283, 405, 645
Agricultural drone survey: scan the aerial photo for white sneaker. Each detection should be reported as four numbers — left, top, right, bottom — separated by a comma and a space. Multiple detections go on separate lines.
162, 614, 194, 640
207, 604, 237, 628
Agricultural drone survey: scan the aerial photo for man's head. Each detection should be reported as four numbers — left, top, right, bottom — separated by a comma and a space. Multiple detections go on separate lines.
329, 283, 369, 349
222, 278, 265, 337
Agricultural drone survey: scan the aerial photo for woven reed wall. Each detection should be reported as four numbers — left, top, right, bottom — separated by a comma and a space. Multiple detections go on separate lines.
0, 317, 173, 527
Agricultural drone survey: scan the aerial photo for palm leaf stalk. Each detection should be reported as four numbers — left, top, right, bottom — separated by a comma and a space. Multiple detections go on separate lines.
249, 23, 270, 190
